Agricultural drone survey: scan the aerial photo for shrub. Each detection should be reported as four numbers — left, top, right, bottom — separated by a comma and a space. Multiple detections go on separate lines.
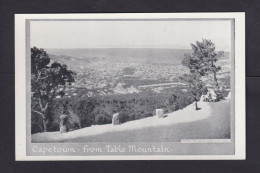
31, 86, 201, 133
95, 114, 111, 125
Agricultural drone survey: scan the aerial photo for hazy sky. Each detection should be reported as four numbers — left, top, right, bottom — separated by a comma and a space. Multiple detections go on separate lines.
30, 20, 232, 51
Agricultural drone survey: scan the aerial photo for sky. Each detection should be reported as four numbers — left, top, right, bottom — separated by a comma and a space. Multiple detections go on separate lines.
30, 20, 232, 51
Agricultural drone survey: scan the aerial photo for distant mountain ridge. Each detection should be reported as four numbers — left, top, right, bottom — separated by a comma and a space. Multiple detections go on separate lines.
46, 48, 230, 65
46, 48, 190, 65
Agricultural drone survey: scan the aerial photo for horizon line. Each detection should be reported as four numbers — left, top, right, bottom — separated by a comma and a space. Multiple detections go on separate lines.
39, 47, 190, 49
31, 47, 230, 51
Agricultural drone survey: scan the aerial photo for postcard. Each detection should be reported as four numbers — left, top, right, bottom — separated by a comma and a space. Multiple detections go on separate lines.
15, 13, 245, 160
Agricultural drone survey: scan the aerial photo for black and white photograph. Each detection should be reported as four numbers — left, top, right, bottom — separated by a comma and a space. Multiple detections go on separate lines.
15, 13, 245, 160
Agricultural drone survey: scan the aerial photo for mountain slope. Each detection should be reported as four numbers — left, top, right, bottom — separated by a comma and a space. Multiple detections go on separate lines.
46, 48, 190, 65
32, 96, 231, 143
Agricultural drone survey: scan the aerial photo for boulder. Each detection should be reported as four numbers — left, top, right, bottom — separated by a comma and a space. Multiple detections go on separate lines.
201, 88, 218, 102
156, 109, 164, 118
208, 89, 217, 102
112, 113, 120, 125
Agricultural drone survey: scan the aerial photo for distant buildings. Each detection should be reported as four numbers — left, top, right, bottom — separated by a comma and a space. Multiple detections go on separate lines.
53, 57, 230, 99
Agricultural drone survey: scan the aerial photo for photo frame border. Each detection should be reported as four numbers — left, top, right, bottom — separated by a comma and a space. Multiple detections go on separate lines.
15, 13, 245, 161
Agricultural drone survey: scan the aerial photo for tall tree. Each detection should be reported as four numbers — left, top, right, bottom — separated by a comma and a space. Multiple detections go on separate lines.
182, 39, 224, 91
31, 47, 76, 132
179, 74, 204, 110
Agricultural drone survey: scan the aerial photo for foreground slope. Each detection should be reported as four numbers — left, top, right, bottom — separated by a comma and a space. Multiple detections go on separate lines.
32, 96, 231, 143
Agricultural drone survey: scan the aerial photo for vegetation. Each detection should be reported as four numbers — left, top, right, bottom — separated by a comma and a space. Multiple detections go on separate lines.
182, 39, 224, 91
31, 47, 76, 132
32, 87, 194, 134
179, 74, 205, 110
181, 39, 224, 109
31, 39, 229, 134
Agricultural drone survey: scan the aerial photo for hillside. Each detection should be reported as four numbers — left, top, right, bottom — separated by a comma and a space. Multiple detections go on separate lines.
46, 48, 190, 65
32, 95, 231, 143
46, 48, 230, 65
46, 48, 231, 95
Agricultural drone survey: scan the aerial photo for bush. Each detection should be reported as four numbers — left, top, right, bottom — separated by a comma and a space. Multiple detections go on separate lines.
31, 112, 44, 134
31, 87, 199, 133
95, 114, 111, 125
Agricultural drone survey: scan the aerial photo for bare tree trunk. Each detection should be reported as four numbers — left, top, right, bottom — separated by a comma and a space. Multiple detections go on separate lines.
42, 117, 47, 132
38, 99, 49, 132
213, 71, 219, 90
195, 101, 199, 110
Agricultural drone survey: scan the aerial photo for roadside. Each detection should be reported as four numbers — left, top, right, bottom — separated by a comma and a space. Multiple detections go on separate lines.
32, 97, 230, 143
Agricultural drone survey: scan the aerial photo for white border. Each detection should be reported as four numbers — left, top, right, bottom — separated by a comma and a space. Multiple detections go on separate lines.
15, 13, 245, 161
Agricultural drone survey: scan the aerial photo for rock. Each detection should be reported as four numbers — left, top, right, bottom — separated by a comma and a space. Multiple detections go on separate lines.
156, 109, 164, 118
201, 88, 218, 102
112, 113, 120, 125
208, 89, 217, 102
60, 114, 68, 133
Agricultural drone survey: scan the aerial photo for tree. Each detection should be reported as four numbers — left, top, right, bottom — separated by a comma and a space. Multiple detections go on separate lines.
31, 47, 76, 132
182, 39, 224, 91
179, 74, 204, 110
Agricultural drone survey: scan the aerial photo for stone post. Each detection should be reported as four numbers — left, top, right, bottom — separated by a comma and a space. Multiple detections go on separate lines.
156, 109, 164, 118
112, 113, 120, 125
60, 114, 68, 133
